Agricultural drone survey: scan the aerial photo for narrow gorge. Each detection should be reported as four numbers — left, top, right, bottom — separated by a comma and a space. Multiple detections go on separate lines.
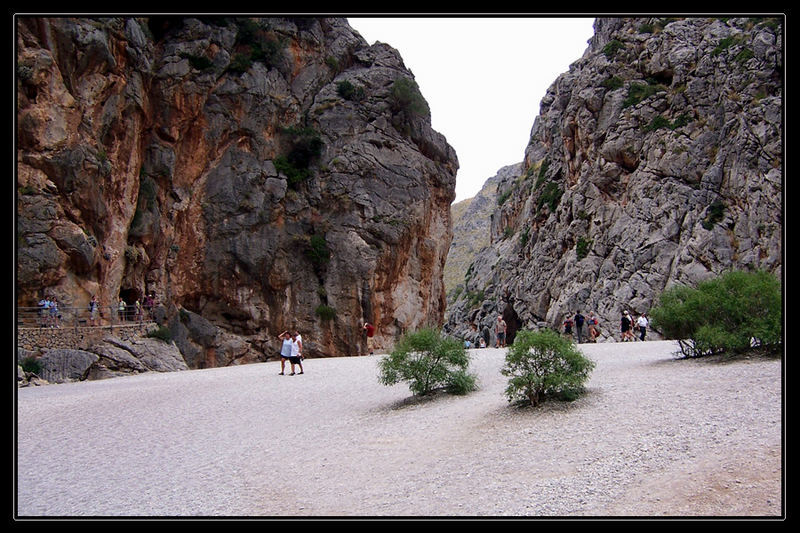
17, 16, 783, 376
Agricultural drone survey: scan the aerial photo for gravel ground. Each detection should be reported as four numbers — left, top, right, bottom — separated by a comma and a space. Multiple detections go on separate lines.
16, 340, 783, 518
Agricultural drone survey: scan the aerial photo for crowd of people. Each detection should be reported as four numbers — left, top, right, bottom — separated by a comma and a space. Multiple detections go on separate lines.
463, 316, 507, 349
563, 310, 649, 343
35, 292, 159, 328
462, 309, 651, 349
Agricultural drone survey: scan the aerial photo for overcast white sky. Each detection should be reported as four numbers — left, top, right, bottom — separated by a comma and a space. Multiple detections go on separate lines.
348, 16, 596, 203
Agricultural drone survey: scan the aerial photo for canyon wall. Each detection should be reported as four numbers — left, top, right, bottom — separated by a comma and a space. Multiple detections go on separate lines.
17, 17, 458, 364
446, 17, 782, 343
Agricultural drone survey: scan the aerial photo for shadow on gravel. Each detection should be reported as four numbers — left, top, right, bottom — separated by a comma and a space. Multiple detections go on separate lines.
648, 348, 782, 368
384, 388, 459, 411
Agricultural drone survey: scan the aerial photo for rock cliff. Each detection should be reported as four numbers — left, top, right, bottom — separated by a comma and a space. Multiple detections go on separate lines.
446, 17, 782, 344
17, 16, 457, 364
444, 163, 517, 298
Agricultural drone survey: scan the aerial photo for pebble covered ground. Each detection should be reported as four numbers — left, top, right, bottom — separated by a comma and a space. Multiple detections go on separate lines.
16, 340, 783, 518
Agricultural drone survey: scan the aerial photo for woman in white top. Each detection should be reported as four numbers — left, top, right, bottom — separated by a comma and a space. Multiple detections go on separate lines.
290, 332, 304, 374
278, 331, 295, 375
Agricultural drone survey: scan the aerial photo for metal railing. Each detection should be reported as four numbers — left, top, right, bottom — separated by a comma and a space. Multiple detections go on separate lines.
17, 305, 156, 330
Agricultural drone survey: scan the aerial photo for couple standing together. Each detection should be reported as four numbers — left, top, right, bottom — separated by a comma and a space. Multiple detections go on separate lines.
278, 331, 304, 375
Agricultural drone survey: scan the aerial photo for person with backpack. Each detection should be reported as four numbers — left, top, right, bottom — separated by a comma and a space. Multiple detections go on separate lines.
620, 311, 633, 341
574, 311, 585, 343
587, 312, 599, 342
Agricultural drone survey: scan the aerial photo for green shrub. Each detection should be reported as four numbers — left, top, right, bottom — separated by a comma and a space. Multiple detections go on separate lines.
20, 356, 42, 375
181, 53, 215, 71
643, 113, 692, 132
305, 234, 331, 266
378, 328, 477, 396
576, 236, 592, 260
501, 329, 595, 407
497, 189, 512, 206
314, 304, 336, 321
232, 18, 285, 69
650, 269, 782, 358
602, 76, 624, 91
702, 200, 727, 230
537, 182, 563, 212
623, 81, 667, 108
336, 80, 366, 101
228, 53, 252, 73
274, 127, 323, 188
389, 77, 429, 117
603, 39, 625, 59
147, 326, 173, 343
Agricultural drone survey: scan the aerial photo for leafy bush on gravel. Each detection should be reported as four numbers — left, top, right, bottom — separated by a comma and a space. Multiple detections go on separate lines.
650, 269, 782, 358
501, 329, 595, 407
378, 328, 476, 396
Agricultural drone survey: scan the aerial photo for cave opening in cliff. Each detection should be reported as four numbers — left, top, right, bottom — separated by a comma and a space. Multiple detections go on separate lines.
502, 303, 522, 346
119, 288, 141, 320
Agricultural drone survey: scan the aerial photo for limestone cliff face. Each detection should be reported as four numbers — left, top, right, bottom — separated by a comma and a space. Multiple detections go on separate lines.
446, 17, 782, 343
444, 164, 517, 299
17, 17, 457, 364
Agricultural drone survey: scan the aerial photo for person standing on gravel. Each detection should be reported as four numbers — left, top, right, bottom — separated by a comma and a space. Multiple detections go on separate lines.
574, 311, 585, 343
620, 311, 633, 342
637, 314, 649, 341
278, 331, 296, 375
291, 331, 304, 374
588, 312, 599, 342
363, 322, 375, 355
495, 316, 507, 348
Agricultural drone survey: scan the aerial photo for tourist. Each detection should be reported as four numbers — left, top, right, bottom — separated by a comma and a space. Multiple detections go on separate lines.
38, 296, 50, 327
626, 311, 637, 341
620, 311, 632, 342
482, 324, 491, 348
118, 297, 126, 323
89, 295, 100, 326
278, 331, 295, 375
294, 330, 303, 356
49, 296, 60, 328
363, 322, 375, 355
495, 316, 507, 348
143, 293, 154, 320
291, 331, 304, 374
637, 313, 649, 341
574, 310, 585, 343
470, 323, 482, 348
563, 314, 573, 338
588, 312, 599, 342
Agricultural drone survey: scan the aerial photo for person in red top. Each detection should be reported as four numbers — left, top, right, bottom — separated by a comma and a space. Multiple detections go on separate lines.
363, 322, 375, 355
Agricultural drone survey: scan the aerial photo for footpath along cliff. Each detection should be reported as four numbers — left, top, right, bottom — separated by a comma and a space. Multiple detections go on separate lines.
446, 17, 782, 344
17, 16, 457, 365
